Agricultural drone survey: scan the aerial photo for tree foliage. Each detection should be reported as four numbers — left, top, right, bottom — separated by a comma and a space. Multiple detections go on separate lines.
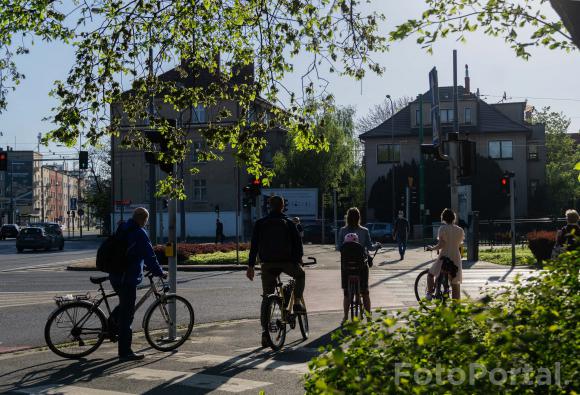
390, 0, 577, 59
306, 245, 580, 394
531, 106, 580, 215
273, 105, 364, 214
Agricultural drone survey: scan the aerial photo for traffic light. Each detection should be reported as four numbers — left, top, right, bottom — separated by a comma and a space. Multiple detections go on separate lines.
500, 175, 510, 195
0, 151, 6, 171
283, 198, 289, 213
458, 141, 476, 178
144, 118, 177, 174
162, 199, 168, 209
242, 197, 251, 208
420, 144, 447, 161
79, 151, 89, 170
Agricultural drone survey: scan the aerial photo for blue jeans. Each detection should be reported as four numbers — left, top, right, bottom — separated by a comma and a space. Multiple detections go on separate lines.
110, 282, 137, 357
398, 239, 407, 258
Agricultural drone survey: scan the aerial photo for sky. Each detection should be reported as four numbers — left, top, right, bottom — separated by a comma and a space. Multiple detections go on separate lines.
0, 0, 579, 158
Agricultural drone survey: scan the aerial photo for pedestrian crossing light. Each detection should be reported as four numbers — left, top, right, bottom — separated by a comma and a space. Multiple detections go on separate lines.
500, 175, 510, 195
79, 151, 89, 170
0, 151, 7, 171
283, 198, 289, 213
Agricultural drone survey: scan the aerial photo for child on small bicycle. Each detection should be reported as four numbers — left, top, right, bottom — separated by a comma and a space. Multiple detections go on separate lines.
338, 207, 381, 323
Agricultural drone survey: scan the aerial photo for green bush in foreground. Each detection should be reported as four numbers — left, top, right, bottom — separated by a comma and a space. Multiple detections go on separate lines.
186, 250, 249, 265
306, 248, 579, 394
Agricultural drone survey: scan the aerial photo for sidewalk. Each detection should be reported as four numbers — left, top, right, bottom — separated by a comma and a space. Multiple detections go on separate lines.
0, 312, 345, 394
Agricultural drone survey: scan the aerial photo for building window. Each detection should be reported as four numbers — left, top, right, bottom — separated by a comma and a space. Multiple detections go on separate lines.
464, 108, 472, 124
192, 105, 206, 123
528, 144, 539, 160
192, 142, 206, 163
440, 109, 454, 123
488, 140, 513, 159
192, 179, 207, 202
377, 144, 400, 163
415, 108, 421, 125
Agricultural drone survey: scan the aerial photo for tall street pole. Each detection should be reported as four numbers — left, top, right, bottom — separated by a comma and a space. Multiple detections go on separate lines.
148, 44, 157, 244
78, 133, 83, 238
418, 94, 425, 240
41, 165, 45, 222
386, 95, 396, 222
449, 50, 460, 214
168, 164, 177, 338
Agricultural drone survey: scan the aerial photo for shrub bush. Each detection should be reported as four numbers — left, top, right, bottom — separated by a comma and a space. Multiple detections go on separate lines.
153, 242, 250, 265
306, 246, 580, 394
527, 230, 556, 263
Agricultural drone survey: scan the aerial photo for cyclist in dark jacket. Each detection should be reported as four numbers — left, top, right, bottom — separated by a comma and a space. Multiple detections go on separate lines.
246, 195, 304, 347
109, 207, 165, 361
556, 209, 579, 251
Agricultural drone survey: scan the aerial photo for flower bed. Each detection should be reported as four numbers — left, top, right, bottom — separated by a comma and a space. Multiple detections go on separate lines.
153, 242, 250, 265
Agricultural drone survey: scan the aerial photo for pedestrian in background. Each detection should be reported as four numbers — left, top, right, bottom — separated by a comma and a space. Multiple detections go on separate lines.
556, 209, 579, 252
393, 210, 410, 260
109, 207, 165, 361
215, 218, 225, 244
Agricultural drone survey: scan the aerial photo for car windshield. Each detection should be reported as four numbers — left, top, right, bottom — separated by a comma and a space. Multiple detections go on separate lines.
21, 228, 42, 235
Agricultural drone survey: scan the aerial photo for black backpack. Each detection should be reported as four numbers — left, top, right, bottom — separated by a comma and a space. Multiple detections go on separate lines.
341, 241, 367, 273
258, 217, 293, 263
96, 224, 137, 273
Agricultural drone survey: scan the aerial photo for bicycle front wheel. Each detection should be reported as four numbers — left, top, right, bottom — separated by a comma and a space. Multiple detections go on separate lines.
44, 301, 106, 359
262, 295, 286, 351
143, 295, 194, 351
298, 313, 309, 340
414, 269, 430, 304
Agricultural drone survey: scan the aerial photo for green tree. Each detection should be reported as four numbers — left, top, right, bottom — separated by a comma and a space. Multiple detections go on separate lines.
273, 106, 363, 215
84, 142, 112, 233
531, 107, 580, 215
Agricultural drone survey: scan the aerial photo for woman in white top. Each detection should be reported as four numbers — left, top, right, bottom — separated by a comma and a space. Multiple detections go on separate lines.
426, 208, 464, 300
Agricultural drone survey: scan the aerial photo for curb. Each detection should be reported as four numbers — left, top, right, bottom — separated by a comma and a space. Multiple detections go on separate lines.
66, 264, 259, 272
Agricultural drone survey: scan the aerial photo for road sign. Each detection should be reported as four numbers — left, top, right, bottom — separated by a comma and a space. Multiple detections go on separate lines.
70, 197, 78, 211
429, 67, 441, 148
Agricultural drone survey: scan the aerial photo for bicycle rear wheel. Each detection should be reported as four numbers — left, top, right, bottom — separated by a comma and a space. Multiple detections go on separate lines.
414, 269, 431, 305
143, 295, 194, 351
44, 301, 106, 359
348, 278, 362, 321
262, 295, 286, 351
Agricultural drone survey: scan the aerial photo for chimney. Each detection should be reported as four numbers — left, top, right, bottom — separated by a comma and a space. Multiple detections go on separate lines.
464, 64, 470, 93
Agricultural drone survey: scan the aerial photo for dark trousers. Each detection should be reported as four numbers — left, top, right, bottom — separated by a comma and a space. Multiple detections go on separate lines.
260, 262, 305, 331
215, 232, 224, 244
398, 239, 407, 258
111, 282, 137, 357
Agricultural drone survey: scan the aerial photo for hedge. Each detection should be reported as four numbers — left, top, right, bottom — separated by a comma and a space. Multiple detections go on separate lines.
527, 230, 556, 264
306, 246, 580, 394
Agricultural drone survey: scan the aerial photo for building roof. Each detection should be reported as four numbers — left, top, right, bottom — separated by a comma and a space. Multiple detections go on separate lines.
360, 86, 530, 139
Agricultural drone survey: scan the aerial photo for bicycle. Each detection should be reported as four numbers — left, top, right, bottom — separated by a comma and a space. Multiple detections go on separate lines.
261, 257, 317, 351
345, 244, 382, 321
44, 271, 194, 359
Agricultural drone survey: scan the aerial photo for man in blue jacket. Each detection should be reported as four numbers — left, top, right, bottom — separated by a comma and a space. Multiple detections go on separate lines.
110, 207, 165, 361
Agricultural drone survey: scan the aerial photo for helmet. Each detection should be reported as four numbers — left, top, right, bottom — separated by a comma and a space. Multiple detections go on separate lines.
344, 233, 359, 244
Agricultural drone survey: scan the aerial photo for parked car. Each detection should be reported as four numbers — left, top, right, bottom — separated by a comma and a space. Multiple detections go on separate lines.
38, 222, 65, 250
16, 227, 64, 252
0, 224, 20, 240
302, 223, 335, 244
365, 222, 393, 242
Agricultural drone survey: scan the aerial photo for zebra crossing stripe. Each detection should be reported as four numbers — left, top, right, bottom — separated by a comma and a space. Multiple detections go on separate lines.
115, 367, 271, 393
13, 384, 132, 394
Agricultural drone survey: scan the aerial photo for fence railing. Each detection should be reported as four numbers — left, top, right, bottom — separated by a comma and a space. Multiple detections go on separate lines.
478, 217, 566, 247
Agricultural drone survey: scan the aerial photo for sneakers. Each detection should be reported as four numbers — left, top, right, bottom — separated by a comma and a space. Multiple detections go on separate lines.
425, 292, 434, 301
119, 353, 145, 361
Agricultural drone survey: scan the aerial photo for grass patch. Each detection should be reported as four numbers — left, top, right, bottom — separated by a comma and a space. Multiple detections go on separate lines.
479, 247, 536, 266
185, 250, 249, 265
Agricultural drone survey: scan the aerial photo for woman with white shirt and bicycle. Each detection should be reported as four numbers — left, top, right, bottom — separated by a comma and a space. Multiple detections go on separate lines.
426, 208, 464, 300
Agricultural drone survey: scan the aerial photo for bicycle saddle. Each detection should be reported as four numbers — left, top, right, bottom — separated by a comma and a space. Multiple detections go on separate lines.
90, 276, 109, 284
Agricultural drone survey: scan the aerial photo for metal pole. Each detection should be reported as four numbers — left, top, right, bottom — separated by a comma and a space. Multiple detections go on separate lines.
406, 186, 410, 224
41, 166, 45, 222
449, 50, 459, 214
321, 193, 325, 244
168, 166, 177, 338
10, 161, 14, 224
180, 163, 186, 242
386, 95, 395, 222
235, 165, 240, 264
147, 44, 157, 244
333, 189, 338, 248
510, 176, 516, 266
418, 94, 425, 241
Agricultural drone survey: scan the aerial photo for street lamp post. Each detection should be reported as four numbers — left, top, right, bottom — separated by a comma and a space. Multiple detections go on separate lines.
386, 95, 396, 222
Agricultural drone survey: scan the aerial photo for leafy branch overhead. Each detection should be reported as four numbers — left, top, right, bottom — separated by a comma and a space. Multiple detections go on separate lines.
37, 0, 386, 197
390, 0, 576, 58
